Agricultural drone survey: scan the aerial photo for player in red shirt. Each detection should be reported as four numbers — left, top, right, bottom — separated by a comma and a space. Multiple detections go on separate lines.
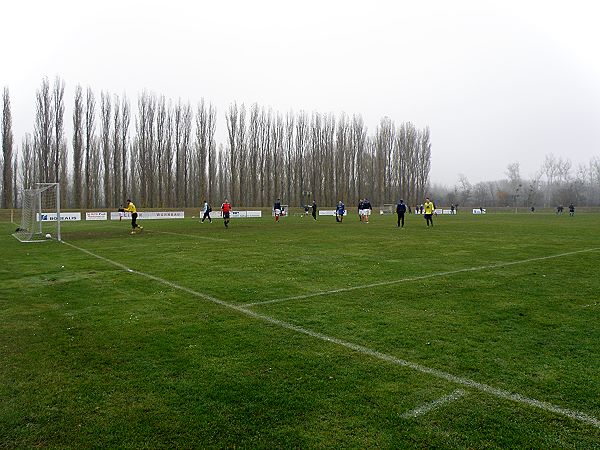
221, 199, 232, 228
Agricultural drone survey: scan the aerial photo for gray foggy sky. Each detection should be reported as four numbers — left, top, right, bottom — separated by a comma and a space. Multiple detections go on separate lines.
2, 0, 599, 186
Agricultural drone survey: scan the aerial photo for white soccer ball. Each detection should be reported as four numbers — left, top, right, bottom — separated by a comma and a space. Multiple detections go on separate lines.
45, 233, 52, 239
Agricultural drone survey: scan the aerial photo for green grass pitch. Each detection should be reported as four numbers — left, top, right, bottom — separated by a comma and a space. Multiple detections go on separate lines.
1, 211, 599, 448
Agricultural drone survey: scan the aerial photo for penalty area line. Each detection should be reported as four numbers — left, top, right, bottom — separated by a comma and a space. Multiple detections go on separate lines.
60, 239, 600, 430
148, 230, 227, 242
245, 247, 600, 307
401, 389, 466, 419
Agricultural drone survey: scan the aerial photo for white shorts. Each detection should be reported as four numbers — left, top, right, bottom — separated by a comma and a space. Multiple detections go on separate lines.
363, 209, 371, 216
274, 209, 281, 216
359, 209, 365, 216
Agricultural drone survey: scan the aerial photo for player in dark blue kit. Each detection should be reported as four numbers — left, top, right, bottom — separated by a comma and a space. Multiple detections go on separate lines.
312, 200, 317, 220
336, 200, 345, 222
396, 199, 407, 227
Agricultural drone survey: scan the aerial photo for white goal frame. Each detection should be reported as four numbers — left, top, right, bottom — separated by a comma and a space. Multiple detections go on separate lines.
380, 204, 395, 215
12, 182, 61, 242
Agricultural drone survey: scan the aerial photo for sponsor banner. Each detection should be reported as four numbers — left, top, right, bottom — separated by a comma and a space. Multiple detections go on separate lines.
473, 208, 487, 214
38, 212, 81, 221
208, 210, 261, 219
442, 209, 453, 215
110, 211, 185, 220
86, 211, 107, 221
434, 208, 443, 215
319, 210, 347, 216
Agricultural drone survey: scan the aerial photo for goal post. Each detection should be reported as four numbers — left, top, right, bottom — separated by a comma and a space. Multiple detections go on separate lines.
380, 204, 395, 215
13, 182, 61, 242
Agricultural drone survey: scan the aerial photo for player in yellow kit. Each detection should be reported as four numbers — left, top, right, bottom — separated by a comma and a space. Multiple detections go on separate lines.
423, 197, 435, 227
123, 199, 143, 234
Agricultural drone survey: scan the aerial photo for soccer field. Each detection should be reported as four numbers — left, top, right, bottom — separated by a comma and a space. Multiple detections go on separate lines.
1, 212, 599, 448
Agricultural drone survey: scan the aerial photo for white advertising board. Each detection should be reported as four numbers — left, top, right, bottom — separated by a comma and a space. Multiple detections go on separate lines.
86, 211, 107, 221
38, 212, 81, 221
319, 210, 346, 216
472, 208, 486, 214
226, 211, 262, 218
110, 211, 185, 220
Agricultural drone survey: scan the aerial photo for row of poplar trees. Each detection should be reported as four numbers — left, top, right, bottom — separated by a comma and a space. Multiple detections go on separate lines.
1, 77, 432, 209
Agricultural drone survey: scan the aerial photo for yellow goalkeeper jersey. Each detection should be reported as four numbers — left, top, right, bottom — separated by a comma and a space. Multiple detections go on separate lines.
124, 202, 137, 213
424, 201, 435, 214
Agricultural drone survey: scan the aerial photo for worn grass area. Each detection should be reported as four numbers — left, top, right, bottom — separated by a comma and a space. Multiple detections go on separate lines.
1, 211, 599, 448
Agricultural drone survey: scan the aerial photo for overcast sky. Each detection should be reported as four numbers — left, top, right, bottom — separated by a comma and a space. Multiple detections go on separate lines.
2, 0, 599, 186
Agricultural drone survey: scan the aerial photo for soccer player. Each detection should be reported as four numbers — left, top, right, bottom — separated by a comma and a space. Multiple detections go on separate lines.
396, 199, 407, 228
118, 205, 124, 221
312, 200, 317, 220
358, 198, 364, 222
423, 197, 434, 227
274, 198, 282, 222
569, 203, 575, 216
201, 200, 212, 223
221, 198, 232, 228
363, 198, 372, 223
124, 199, 143, 234
336, 200, 345, 223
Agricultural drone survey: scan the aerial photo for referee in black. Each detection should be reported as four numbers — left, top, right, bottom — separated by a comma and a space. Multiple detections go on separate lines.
311, 200, 317, 220
396, 199, 407, 228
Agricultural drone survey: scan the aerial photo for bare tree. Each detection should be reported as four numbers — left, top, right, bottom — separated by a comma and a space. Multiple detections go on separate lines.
350, 115, 367, 203
100, 92, 112, 207
173, 100, 192, 206
295, 111, 308, 205
20, 134, 35, 193
416, 127, 431, 202
155, 95, 168, 206
163, 103, 175, 206
284, 112, 294, 204
335, 113, 350, 203
72, 85, 84, 208
196, 98, 216, 204
34, 78, 54, 183
121, 96, 130, 202
136, 91, 157, 206
112, 94, 122, 207
84, 87, 96, 208
2, 87, 14, 208
52, 77, 66, 205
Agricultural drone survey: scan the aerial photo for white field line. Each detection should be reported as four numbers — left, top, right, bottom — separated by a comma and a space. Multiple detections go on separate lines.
402, 389, 466, 419
148, 230, 227, 242
60, 240, 600, 430
244, 247, 600, 307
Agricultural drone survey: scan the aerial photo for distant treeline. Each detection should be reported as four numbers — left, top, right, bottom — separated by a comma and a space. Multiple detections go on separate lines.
0, 77, 432, 209
430, 157, 600, 208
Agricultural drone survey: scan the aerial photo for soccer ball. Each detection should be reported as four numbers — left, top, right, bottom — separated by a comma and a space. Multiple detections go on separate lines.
45, 233, 52, 239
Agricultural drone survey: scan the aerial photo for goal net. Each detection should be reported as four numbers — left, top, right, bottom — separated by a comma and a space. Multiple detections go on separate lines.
380, 204, 395, 215
13, 182, 61, 242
